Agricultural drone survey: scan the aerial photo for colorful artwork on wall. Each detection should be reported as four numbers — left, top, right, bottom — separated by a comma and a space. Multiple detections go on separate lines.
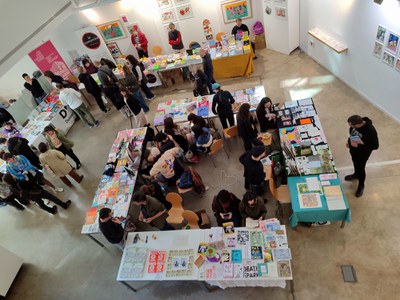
97, 20, 127, 42
385, 32, 400, 54
382, 51, 395, 67
176, 4, 194, 20
221, 0, 252, 24
375, 25, 386, 43
373, 41, 383, 58
157, 0, 172, 9
106, 42, 122, 58
173, 0, 190, 5
160, 8, 177, 23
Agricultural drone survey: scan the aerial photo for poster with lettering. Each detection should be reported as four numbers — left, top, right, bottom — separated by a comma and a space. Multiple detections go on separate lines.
28, 40, 73, 80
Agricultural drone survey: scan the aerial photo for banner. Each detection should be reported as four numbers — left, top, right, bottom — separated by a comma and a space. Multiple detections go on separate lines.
28, 40, 73, 80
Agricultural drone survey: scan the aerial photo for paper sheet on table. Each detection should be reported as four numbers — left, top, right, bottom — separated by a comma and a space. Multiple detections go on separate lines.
323, 185, 342, 196
319, 173, 337, 180
245, 218, 259, 228
172, 235, 190, 247
298, 193, 322, 209
326, 195, 346, 210
306, 177, 320, 191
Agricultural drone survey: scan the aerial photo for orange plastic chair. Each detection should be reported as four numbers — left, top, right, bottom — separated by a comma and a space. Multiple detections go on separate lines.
209, 139, 229, 168
182, 210, 200, 229
152, 45, 163, 56
166, 192, 184, 224
223, 125, 238, 151
216, 32, 226, 42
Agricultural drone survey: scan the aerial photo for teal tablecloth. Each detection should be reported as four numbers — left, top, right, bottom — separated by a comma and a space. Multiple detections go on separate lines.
288, 175, 351, 227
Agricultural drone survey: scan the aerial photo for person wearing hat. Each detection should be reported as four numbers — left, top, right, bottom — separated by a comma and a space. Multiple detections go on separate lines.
211, 83, 235, 129
130, 26, 149, 58
239, 146, 267, 195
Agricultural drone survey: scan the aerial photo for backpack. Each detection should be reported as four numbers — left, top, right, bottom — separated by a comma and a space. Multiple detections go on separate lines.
178, 171, 193, 189
253, 21, 264, 35
189, 167, 206, 194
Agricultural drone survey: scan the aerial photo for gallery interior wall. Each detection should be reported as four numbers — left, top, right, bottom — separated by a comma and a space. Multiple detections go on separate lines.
300, 0, 400, 121
0, 0, 264, 101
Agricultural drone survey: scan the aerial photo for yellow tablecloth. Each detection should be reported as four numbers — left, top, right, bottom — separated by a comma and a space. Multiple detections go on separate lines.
213, 52, 254, 79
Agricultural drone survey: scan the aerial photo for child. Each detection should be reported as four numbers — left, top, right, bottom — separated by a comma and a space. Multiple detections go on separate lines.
38, 143, 83, 188
2, 122, 22, 139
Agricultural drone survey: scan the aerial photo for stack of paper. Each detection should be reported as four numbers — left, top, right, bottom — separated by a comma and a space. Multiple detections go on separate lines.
324, 185, 346, 210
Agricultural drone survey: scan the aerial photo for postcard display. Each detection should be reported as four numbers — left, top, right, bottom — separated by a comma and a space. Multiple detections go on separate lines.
81, 128, 147, 234
154, 85, 266, 127
276, 98, 336, 177
142, 53, 203, 72
117, 219, 292, 289
206, 33, 252, 59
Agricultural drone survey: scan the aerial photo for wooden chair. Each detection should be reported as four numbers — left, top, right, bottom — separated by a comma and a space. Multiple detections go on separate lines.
216, 32, 226, 42
152, 45, 163, 56
269, 176, 291, 222
223, 125, 238, 152
182, 210, 200, 229
209, 139, 229, 168
166, 192, 184, 225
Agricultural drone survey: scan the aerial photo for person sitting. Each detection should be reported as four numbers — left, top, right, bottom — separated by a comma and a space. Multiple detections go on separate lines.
256, 97, 277, 132
3, 153, 64, 193
192, 125, 213, 153
148, 132, 177, 163
140, 182, 172, 210
130, 191, 172, 231
0, 173, 27, 211
149, 146, 184, 185
120, 87, 149, 127
189, 65, 209, 97
6, 136, 42, 169
3, 173, 71, 215
239, 146, 267, 195
164, 117, 191, 151
38, 143, 83, 188
99, 207, 125, 246
239, 191, 267, 224
212, 189, 241, 227
212, 83, 235, 129
43, 126, 81, 169
2, 122, 22, 139
237, 103, 263, 151
188, 113, 207, 128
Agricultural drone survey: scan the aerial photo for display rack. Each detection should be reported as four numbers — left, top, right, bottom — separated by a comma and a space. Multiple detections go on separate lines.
308, 28, 348, 54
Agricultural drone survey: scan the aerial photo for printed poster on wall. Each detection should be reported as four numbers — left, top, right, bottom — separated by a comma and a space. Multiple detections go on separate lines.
28, 40, 73, 80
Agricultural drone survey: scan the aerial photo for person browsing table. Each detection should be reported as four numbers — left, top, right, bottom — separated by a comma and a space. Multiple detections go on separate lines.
212, 83, 235, 129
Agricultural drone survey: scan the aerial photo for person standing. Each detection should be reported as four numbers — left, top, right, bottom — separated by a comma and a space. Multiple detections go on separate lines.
345, 115, 379, 197
7, 136, 42, 169
0, 107, 16, 126
130, 27, 149, 58
168, 23, 184, 52
212, 83, 235, 129
22, 73, 47, 105
237, 103, 263, 151
99, 207, 125, 245
56, 83, 99, 128
43, 126, 81, 169
0, 173, 27, 211
239, 146, 267, 195
121, 64, 149, 112
189, 65, 209, 97
200, 49, 215, 94
120, 87, 149, 127
81, 59, 98, 74
77, 66, 110, 113
256, 97, 277, 132
125, 55, 155, 101
231, 18, 257, 59
38, 143, 83, 188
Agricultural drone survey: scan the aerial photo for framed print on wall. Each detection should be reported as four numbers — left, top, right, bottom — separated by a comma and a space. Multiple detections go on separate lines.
275, 6, 287, 20
97, 20, 127, 42
375, 25, 386, 43
157, 0, 172, 9
173, 0, 190, 5
160, 8, 177, 23
373, 41, 383, 58
106, 42, 122, 58
176, 4, 194, 20
382, 51, 395, 67
395, 57, 400, 72
385, 31, 400, 54
221, 0, 253, 24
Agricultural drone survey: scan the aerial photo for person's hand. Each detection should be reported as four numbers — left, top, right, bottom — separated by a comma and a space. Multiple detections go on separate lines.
350, 141, 359, 148
139, 211, 144, 222
258, 216, 263, 221
112, 217, 121, 224
143, 217, 152, 223
167, 134, 174, 141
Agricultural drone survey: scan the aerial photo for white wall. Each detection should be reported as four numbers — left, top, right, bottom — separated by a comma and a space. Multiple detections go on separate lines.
300, 0, 400, 121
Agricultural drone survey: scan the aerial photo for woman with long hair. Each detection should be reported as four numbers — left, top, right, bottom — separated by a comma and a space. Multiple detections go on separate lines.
256, 97, 277, 132
237, 103, 262, 151
120, 87, 149, 127
125, 55, 155, 100
122, 64, 149, 112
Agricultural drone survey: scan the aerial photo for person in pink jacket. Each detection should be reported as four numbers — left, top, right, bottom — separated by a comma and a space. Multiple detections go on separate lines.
130, 26, 149, 58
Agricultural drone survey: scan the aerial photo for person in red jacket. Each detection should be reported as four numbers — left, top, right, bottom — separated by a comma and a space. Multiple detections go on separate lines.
130, 26, 149, 58
168, 23, 184, 52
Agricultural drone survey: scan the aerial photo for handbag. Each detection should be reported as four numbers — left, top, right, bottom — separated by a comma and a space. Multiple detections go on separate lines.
178, 171, 193, 189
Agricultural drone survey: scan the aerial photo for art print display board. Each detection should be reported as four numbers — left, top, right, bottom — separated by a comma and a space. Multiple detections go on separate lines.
28, 40, 73, 80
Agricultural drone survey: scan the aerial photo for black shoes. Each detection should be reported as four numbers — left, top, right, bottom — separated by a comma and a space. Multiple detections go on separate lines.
51, 206, 58, 214
344, 174, 358, 181
63, 200, 72, 209
76, 163, 81, 170
355, 186, 364, 197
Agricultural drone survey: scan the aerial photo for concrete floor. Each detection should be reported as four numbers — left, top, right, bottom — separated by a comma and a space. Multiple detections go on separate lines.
1, 48, 400, 300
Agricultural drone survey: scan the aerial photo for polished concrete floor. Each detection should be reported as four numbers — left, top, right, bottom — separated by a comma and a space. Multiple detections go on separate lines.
1, 48, 400, 300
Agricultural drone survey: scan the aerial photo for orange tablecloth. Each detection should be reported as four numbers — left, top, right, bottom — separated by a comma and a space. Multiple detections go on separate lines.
213, 52, 254, 79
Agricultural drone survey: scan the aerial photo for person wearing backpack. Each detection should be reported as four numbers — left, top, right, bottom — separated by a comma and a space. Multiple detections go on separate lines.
211, 83, 235, 129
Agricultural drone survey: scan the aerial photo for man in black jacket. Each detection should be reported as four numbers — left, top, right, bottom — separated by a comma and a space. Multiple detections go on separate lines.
239, 146, 267, 195
6, 136, 42, 169
77, 66, 110, 113
345, 115, 379, 197
231, 18, 257, 59
99, 207, 124, 245
212, 83, 235, 129
200, 49, 215, 94
22, 73, 46, 105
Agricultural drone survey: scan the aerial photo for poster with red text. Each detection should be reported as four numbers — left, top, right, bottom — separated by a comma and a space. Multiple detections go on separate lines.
28, 40, 73, 80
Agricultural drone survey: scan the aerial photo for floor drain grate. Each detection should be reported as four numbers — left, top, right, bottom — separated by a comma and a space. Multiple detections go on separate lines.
341, 265, 357, 283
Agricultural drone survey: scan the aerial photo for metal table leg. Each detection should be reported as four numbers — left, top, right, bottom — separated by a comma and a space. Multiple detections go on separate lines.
340, 220, 346, 228
87, 234, 105, 248
290, 279, 295, 300
121, 281, 137, 292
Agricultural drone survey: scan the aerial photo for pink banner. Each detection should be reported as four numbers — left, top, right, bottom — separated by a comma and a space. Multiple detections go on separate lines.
28, 40, 73, 80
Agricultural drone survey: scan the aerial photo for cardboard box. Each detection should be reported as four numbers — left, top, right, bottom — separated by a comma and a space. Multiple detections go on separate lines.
254, 40, 266, 50
254, 34, 266, 43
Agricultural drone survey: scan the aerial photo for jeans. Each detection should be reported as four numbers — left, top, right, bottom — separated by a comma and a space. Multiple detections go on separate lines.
140, 82, 154, 99
73, 103, 96, 127
35, 93, 47, 105
133, 90, 149, 112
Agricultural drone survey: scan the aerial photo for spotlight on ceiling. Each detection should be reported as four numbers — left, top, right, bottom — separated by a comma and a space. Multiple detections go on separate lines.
374, 0, 383, 4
